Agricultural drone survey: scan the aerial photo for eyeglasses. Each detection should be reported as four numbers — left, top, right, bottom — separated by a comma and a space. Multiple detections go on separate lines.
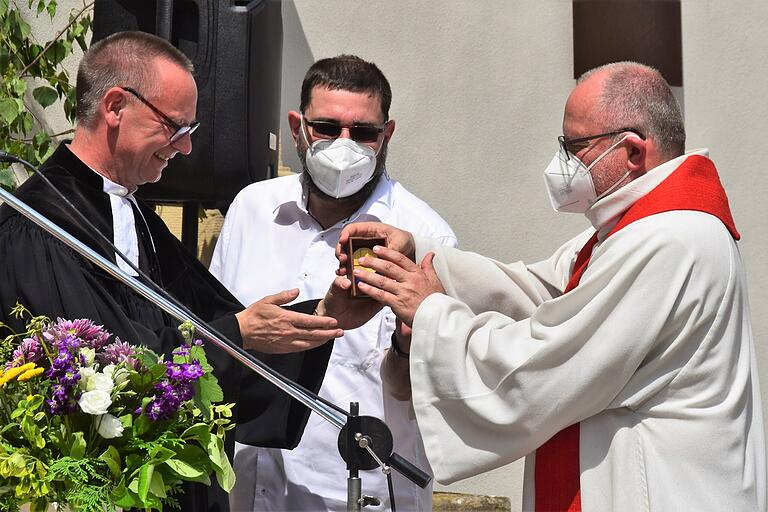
558, 128, 645, 161
303, 116, 385, 144
120, 87, 200, 143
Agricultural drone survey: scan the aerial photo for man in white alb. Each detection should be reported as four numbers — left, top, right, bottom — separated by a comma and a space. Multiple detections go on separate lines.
340, 62, 766, 511
210, 55, 457, 511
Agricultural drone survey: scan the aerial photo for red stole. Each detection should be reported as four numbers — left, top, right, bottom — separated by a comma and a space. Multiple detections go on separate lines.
533, 155, 739, 511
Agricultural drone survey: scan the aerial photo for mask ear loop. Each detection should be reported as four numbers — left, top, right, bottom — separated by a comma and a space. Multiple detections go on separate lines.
592, 134, 642, 202
300, 115, 314, 152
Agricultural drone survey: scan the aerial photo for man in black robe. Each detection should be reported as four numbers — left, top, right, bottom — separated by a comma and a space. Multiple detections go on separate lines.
0, 31, 372, 511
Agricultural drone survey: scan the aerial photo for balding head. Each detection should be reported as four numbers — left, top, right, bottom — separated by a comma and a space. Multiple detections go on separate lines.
577, 62, 685, 159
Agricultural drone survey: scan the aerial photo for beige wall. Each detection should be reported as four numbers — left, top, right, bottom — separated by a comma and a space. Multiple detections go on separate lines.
26, 0, 768, 507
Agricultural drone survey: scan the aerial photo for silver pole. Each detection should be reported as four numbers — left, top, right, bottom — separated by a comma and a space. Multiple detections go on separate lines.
0, 186, 346, 430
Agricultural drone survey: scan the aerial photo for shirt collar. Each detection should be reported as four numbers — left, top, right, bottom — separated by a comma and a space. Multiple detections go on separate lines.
585, 148, 710, 240
101, 174, 136, 199
274, 171, 394, 229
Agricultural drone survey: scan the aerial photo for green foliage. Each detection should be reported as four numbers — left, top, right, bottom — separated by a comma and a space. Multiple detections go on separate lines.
0, 0, 93, 190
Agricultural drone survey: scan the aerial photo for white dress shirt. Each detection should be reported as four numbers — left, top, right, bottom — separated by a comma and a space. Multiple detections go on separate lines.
210, 172, 457, 511
408, 150, 766, 511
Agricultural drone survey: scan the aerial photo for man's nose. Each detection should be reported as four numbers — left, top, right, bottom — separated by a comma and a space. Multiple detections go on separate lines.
340, 127, 353, 139
171, 132, 193, 155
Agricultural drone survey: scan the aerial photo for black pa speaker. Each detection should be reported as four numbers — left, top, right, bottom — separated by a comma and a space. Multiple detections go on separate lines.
92, 0, 283, 207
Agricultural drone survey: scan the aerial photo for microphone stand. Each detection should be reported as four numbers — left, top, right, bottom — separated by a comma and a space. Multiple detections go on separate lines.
0, 152, 432, 508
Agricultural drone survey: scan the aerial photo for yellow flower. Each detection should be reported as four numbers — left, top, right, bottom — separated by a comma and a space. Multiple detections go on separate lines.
18, 367, 44, 382
0, 362, 36, 386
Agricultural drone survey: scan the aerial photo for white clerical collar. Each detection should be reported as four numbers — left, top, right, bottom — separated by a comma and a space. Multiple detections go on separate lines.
585, 148, 710, 240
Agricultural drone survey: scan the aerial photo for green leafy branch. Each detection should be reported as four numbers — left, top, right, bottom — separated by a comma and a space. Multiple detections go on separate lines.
0, 0, 93, 191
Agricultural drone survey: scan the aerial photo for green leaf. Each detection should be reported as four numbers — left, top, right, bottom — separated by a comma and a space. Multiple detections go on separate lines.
0, 0, 9, 16
69, 431, 86, 458
99, 445, 121, 478
164, 458, 204, 478
32, 85, 58, 108
0, 168, 15, 189
201, 374, 223, 403
137, 463, 154, 502
149, 469, 166, 498
207, 434, 223, 470
214, 440, 236, 491
147, 445, 175, 466
46, 0, 57, 20
0, 98, 20, 124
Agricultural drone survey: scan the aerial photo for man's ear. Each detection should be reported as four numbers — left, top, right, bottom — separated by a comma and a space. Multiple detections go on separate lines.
383, 119, 396, 143
625, 135, 647, 174
102, 88, 127, 129
287, 111, 302, 146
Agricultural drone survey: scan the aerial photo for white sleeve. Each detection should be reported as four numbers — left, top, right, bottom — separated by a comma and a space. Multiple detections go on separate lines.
414, 229, 591, 320
409, 212, 735, 484
208, 195, 240, 283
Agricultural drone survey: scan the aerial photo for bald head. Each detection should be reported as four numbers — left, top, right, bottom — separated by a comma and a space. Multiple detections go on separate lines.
576, 62, 685, 159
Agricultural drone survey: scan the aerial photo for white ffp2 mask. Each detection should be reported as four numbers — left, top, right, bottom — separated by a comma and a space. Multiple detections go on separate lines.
302, 128, 379, 199
543, 134, 631, 213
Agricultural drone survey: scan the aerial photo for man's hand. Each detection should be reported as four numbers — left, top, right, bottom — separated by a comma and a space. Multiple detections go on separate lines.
236, 288, 342, 353
316, 276, 384, 330
354, 246, 444, 326
336, 222, 416, 274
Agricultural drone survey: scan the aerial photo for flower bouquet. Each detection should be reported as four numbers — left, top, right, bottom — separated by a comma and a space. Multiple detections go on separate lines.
0, 304, 235, 511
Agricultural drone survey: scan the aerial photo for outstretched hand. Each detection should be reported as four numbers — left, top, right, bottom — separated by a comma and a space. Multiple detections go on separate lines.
316, 276, 384, 331
353, 246, 444, 326
236, 288, 342, 353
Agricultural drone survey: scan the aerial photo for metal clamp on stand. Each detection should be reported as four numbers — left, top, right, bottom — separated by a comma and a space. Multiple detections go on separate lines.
338, 402, 431, 512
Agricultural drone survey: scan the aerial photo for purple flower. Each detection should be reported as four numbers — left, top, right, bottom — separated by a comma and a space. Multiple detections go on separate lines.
49, 318, 110, 350
100, 338, 140, 370
144, 361, 202, 421
5, 337, 43, 370
45, 346, 82, 416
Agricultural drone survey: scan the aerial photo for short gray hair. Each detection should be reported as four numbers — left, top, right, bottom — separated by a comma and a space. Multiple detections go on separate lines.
579, 61, 685, 158
76, 31, 194, 128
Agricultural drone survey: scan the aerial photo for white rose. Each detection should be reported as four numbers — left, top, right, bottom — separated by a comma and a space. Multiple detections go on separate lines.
78, 367, 96, 390
78, 390, 112, 415
96, 413, 124, 439
90, 373, 114, 393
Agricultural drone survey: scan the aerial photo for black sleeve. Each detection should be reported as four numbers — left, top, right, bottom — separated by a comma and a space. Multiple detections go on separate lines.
235, 298, 335, 448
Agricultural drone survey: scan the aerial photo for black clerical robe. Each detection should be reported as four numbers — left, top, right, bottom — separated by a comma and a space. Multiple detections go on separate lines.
0, 143, 333, 511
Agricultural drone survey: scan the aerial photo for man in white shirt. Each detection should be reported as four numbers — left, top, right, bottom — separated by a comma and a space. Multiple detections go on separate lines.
339, 62, 766, 511
210, 55, 457, 511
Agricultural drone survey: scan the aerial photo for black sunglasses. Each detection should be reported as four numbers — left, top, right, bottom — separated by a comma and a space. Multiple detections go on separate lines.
121, 87, 200, 143
558, 128, 645, 161
304, 117, 385, 144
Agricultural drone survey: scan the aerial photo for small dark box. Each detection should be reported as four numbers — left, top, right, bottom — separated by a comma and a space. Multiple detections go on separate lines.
346, 237, 386, 298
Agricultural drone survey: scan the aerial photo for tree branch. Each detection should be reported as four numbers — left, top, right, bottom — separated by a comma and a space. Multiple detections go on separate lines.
19, 0, 95, 77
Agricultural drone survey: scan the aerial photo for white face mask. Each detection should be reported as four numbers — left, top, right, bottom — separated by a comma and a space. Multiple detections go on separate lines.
301, 119, 380, 199
543, 134, 631, 213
